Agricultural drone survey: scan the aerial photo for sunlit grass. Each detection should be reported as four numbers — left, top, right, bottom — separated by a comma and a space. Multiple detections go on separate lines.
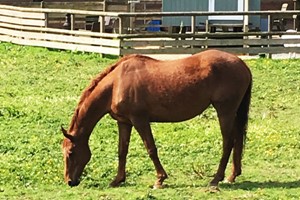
0, 43, 299, 199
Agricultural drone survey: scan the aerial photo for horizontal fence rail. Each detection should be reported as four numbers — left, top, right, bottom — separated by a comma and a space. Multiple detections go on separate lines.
1, 4, 300, 56
0, 4, 122, 55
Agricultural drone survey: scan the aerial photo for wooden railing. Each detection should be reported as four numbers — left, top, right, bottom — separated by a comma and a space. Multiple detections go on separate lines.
1, 4, 300, 56
0, 1, 129, 29
0, 4, 122, 55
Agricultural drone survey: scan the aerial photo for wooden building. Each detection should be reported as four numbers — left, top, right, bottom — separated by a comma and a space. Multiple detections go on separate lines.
161, 0, 259, 32
0, 0, 299, 31
161, 0, 300, 32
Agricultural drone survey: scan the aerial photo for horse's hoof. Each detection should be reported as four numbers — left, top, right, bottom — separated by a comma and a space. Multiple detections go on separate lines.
109, 183, 118, 188
207, 185, 220, 193
153, 184, 164, 189
225, 176, 235, 184
109, 180, 123, 188
109, 177, 126, 188
224, 179, 233, 184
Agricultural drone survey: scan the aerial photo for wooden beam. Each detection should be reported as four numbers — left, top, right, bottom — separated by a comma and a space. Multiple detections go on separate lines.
0, 22, 119, 38
0, 8, 46, 19
0, 34, 121, 55
0, 15, 46, 27
0, 27, 121, 47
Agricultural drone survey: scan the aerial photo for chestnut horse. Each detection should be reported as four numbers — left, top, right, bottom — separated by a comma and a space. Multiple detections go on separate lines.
61, 50, 252, 190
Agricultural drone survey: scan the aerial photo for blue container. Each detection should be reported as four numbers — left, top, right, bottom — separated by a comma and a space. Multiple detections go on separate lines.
260, 18, 268, 32
147, 20, 161, 32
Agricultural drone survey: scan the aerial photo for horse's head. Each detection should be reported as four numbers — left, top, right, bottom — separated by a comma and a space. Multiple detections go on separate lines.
61, 127, 91, 187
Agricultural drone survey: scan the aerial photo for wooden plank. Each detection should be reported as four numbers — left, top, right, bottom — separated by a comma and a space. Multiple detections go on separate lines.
42, 2, 104, 10
0, 15, 46, 27
0, 5, 120, 17
46, 13, 87, 20
122, 37, 300, 48
0, 34, 121, 55
122, 39, 237, 47
122, 38, 175, 47
0, 2, 104, 10
0, 27, 120, 47
205, 39, 283, 46
0, 8, 46, 19
117, 31, 290, 39
0, 22, 119, 38
106, 5, 129, 12
0, 2, 41, 8
120, 45, 300, 55
245, 38, 300, 46
121, 47, 204, 55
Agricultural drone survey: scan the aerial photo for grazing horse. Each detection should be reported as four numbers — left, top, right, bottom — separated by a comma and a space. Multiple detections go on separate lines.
61, 50, 252, 190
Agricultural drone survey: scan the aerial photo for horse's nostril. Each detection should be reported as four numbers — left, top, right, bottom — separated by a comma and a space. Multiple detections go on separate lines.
68, 180, 80, 187
68, 180, 73, 186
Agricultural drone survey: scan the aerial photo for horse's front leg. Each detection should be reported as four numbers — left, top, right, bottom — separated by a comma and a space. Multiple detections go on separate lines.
110, 121, 132, 187
132, 118, 168, 189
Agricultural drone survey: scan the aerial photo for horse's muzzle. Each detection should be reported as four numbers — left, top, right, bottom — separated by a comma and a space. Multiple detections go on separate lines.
68, 180, 80, 187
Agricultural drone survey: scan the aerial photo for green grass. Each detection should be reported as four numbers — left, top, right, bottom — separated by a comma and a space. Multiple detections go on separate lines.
0, 42, 300, 199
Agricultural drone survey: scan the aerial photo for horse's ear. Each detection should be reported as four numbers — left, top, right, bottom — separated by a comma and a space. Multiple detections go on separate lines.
61, 126, 74, 142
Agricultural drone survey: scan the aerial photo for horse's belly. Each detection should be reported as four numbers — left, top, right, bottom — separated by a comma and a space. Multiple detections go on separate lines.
148, 98, 211, 122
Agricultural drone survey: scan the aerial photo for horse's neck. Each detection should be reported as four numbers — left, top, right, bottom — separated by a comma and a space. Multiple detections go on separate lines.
71, 81, 112, 138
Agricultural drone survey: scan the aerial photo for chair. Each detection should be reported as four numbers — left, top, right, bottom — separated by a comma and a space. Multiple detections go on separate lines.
86, 16, 118, 33
273, 3, 288, 31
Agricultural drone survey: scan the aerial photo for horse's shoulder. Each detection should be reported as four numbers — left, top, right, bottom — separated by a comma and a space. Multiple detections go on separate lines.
128, 54, 158, 63
118, 55, 158, 70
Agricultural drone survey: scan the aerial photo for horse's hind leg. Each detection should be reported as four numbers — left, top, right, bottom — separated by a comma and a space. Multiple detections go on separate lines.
210, 103, 236, 188
227, 119, 243, 183
131, 117, 168, 189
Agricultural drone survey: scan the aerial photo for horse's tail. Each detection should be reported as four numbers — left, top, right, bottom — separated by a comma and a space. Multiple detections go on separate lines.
236, 77, 252, 148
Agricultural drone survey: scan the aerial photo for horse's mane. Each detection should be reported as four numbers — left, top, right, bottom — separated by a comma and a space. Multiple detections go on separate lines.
69, 54, 140, 131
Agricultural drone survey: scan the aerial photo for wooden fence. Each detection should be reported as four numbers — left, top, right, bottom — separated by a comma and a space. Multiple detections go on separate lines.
1, 4, 300, 56
0, 1, 129, 29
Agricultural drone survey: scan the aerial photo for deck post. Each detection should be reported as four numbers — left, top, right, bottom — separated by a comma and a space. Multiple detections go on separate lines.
119, 17, 123, 34
267, 14, 272, 58
191, 15, 195, 34
99, 16, 105, 33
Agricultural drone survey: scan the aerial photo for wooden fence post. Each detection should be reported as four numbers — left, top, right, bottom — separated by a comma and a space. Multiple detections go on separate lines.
99, 16, 105, 33
119, 16, 123, 34
45, 13, 48, 28
191, 15, 195, 34
103, 0, 107, 11
190, 15, 196, 49
267, 14, 272, 58
40, 2, 48, 28
40, 1, 44, 8
71, 14, 75, 31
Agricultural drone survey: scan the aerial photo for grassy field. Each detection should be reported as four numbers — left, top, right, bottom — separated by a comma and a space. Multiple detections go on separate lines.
0, 42, 299, 199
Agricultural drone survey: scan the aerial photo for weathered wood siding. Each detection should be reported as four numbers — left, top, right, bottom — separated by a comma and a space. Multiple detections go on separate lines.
162, 0, 208, 26
162, 0, 261, 30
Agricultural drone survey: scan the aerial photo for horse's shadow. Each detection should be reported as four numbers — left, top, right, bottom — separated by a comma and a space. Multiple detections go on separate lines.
164, 180, 300, 190
83, 179, 300, 190
222, 180, 300, 190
